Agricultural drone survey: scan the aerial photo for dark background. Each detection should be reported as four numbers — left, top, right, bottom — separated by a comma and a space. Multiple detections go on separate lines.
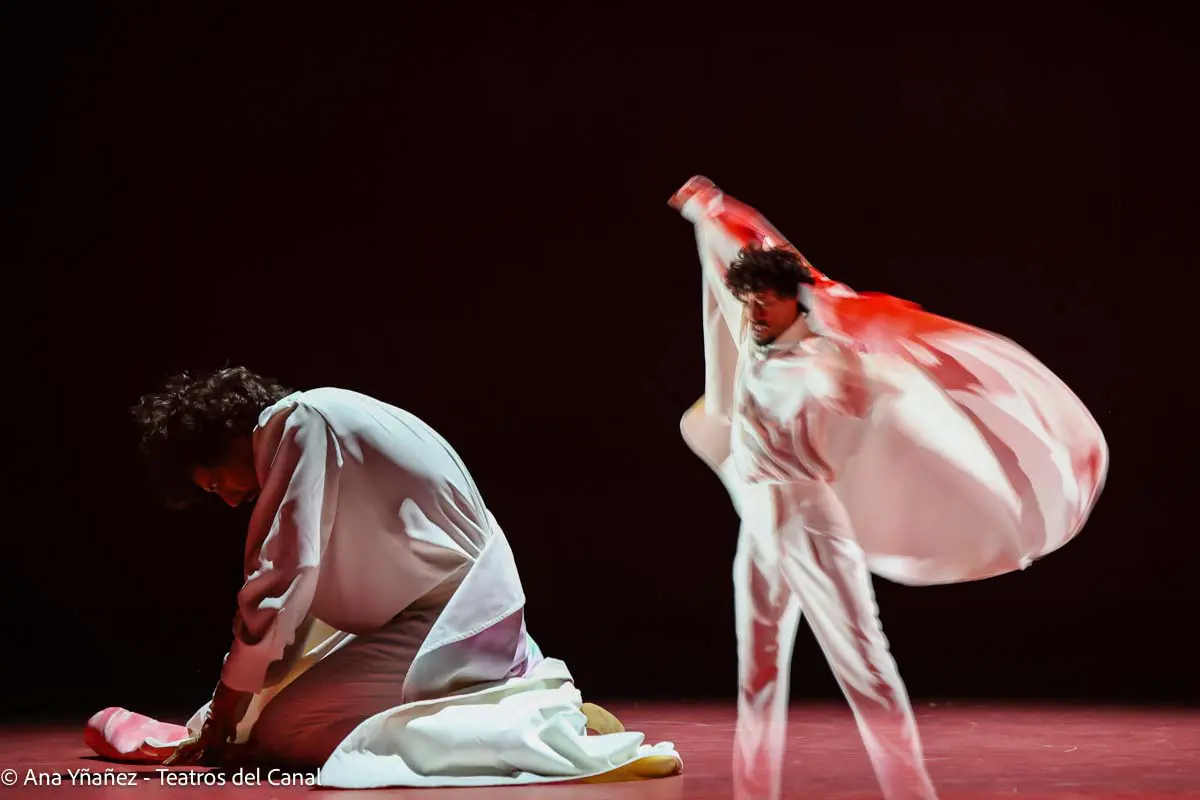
8, 2, 1197, 721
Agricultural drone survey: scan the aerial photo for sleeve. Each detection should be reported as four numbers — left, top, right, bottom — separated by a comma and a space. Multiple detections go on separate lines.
670, 177, 749, 342
669, 177, 751, 424
219, 404, 341, 694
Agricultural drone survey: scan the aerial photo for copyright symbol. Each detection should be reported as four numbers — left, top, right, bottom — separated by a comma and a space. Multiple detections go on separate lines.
1, 769, 17, 786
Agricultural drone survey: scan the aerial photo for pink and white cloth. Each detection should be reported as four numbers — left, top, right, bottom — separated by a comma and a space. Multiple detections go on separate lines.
84, 708, 189, 763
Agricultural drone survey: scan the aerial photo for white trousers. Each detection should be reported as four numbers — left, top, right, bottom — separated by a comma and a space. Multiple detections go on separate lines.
733, 481, 938, 800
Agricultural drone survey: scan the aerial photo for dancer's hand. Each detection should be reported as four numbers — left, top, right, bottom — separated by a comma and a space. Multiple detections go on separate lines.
163, 719, 231, 766
163, 681, 251, 767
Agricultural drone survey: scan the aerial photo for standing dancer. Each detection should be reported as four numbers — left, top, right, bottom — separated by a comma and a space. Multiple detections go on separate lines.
669, 176, 1107, 799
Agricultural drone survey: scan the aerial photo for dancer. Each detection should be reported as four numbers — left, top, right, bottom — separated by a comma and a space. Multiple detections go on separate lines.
89, 367, 681, 788
669, 177, 1107, 799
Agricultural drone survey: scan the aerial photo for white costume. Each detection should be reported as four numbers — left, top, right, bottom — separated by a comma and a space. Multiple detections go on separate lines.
126, 387, 680, 787
670, 177, 1107, 799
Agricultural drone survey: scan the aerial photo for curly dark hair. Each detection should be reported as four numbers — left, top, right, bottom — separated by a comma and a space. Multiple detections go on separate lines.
725, 244, 815, 310
131, 366, 293, 508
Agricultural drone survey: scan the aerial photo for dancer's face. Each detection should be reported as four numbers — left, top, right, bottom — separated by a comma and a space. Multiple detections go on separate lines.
744, 290, 802, 345
191, 437, 260, 507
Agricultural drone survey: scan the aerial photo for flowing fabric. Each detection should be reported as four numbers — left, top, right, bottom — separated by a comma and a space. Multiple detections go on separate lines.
672, 175, 1108, 586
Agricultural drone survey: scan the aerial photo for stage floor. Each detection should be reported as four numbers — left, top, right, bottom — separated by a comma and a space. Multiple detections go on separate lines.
1, 702, 1197, 798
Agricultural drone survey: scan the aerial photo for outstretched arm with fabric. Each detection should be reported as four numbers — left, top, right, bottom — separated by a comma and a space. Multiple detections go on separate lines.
669, 177, 753, 346
167, 404, 341, 766
671, 175, 819, 508
671, 176, 757, 495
